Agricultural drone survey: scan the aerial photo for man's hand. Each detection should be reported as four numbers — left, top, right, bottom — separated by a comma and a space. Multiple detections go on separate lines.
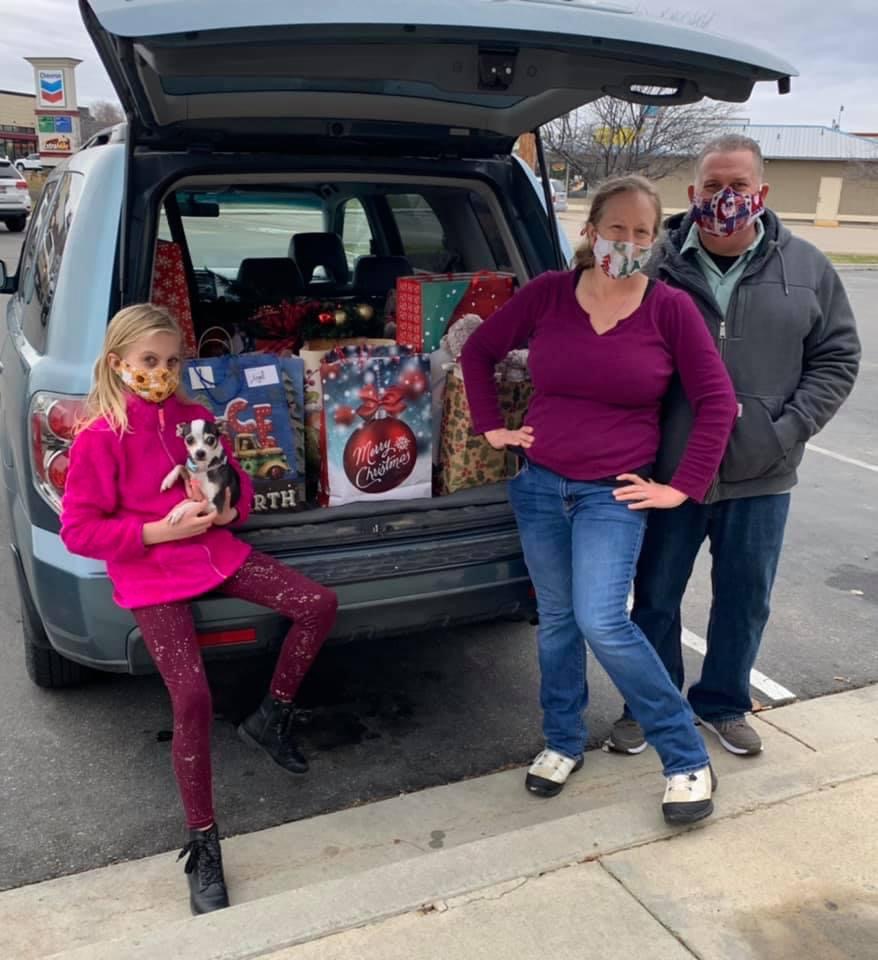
613, 474, 688, 510
484, 425, 535, 451
211, 487, 239, 527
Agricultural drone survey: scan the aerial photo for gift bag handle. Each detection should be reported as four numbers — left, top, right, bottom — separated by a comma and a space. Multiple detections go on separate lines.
188, 355, 249, 407
197, 326, 234, 357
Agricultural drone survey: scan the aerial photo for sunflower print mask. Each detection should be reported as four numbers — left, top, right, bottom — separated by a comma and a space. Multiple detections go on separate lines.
117, 360, 179, 404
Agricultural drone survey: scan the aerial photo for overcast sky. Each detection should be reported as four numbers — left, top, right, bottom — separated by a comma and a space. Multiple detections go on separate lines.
1, 0, 875, 132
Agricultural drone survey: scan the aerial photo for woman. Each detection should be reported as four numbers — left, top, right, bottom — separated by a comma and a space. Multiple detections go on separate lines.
460, 175, 737, 824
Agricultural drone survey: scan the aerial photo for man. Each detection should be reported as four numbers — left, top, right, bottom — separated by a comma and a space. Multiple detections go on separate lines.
607, 134, 860, 757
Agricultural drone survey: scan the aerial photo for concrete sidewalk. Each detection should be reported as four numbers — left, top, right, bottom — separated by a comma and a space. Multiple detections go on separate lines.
2, 684, 877, 960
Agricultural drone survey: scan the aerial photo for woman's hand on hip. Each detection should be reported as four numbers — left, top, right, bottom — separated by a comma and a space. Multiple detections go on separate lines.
484, 425, 535, 451
613, 475, 688, 510
143, 500, 215, 545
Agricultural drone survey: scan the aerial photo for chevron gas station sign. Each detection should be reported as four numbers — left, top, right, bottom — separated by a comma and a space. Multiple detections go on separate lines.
26, 58, 82, 163
38, 70, 66, 108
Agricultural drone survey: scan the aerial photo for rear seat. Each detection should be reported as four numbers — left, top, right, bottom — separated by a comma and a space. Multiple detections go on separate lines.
352, 255, 412, 298
289, 232, 351, 296
236, 257, 306, 304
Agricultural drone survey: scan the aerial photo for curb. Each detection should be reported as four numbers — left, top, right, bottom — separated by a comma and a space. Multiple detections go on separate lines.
46, 735, 878, 960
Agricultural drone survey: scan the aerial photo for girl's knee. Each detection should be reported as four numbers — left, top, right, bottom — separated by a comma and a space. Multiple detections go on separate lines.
171, 678, 213, 726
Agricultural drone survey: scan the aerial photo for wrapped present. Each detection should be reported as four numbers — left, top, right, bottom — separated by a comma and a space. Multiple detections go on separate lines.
185, 355, 305, 513
395, 271, 515, 352
319, 345, 431, 507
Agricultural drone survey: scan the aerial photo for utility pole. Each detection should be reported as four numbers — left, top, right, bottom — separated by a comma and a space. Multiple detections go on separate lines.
516, 132, 537, 171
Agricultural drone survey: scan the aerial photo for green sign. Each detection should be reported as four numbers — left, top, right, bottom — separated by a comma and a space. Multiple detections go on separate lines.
38, 116, 55, 133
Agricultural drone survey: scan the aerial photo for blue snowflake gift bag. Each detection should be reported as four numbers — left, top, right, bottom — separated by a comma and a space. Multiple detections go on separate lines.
319, 345, 432, 507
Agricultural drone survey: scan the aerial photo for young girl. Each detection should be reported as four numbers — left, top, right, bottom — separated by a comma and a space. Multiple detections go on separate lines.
461, 175, 738, 824
61, 304, 338, 915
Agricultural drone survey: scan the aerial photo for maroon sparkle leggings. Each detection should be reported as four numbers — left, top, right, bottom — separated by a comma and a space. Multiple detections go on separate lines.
132, 551, 338, 829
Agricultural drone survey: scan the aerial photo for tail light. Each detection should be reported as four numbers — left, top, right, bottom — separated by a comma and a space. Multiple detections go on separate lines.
29, 393, 86, 513
15, 179, 28, 191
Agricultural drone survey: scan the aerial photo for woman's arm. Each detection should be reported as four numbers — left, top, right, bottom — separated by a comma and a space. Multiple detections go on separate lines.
661, 291, 738, 502
60, 429, 152, 562
459, 273, 553, 434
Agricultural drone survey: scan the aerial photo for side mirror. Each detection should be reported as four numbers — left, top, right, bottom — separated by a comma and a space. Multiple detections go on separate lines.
0, 260, 14, 295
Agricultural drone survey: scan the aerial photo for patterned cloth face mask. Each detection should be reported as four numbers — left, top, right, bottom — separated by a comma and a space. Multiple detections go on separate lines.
592, 233, 653, 279
692, 185, 765, 237
117, 360, 179, 404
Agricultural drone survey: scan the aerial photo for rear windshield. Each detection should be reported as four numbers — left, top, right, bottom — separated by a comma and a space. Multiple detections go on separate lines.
158, 182, 514, 288
0, 162, 18, 179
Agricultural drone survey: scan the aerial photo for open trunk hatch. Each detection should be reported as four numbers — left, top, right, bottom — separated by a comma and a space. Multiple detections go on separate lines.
82, 0, 796, 153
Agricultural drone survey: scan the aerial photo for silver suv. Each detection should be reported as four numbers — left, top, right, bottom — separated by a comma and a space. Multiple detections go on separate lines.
0, 1, 795, 687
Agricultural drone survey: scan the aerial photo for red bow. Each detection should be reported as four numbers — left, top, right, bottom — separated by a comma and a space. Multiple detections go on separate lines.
356, 385, 407, 420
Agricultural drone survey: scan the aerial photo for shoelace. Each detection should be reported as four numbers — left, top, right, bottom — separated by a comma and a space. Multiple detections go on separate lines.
178, 835, 224, 888
275, 704, 295, 741
667, 772, 699, 794
534, 750, 568, 772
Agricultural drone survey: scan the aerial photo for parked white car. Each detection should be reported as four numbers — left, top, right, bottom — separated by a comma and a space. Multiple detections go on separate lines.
0, 159, 32, 232
550, 178, 568, 213
15, 154, 44, 173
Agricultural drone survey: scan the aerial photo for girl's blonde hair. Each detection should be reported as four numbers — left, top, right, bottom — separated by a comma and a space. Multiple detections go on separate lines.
573, 174, 663, 270
79, 303, 187, 435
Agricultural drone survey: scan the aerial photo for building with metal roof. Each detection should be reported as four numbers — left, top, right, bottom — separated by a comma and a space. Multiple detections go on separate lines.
726, 123, 878, 162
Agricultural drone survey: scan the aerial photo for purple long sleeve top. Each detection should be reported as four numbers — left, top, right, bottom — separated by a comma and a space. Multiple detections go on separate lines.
459, 271, 737, 503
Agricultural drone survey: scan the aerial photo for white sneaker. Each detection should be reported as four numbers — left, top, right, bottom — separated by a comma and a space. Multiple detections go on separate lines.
525, 748, 584, 798
662, 765, 717, 824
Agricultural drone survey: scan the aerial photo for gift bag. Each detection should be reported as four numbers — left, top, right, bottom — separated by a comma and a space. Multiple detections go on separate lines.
279, 356, 307, 499
439, 369, 532, 495
185, 355, 305, 513
319, 346, 432, 507
151, 240, 198, 359
395, 271, 515, 352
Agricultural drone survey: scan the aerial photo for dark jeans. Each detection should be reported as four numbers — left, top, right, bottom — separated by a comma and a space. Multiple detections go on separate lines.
509, 460, 708, 775
630, 494, 790, 723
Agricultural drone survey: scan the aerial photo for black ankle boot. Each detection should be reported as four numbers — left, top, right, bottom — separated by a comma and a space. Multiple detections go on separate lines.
177, 823, 229, 915
238, 695, 309, 774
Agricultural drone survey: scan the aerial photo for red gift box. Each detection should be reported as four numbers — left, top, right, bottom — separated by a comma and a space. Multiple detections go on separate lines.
395, 271, 515, 352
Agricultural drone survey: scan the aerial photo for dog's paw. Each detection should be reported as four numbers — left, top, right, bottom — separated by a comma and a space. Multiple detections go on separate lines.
168, 506, 185, 525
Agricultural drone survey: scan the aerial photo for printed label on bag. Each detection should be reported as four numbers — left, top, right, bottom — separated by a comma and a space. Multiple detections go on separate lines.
188, 366, 216, 389
244, 365, 280, 388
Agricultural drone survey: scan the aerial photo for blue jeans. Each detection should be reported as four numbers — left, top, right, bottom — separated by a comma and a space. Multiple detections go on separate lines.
631, 494, 790, 723
508, 460, 709, 776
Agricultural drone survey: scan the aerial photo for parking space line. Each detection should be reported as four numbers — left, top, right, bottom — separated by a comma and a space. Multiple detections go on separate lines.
682, 627, 797, 703
807, 443, 878, 473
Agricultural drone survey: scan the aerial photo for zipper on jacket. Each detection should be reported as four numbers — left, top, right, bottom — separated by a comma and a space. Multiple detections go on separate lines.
718, 319, 727, 357
156, 403, 177, 467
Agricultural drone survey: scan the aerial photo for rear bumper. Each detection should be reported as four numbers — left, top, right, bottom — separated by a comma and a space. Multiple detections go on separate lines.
22, 523, 534, 675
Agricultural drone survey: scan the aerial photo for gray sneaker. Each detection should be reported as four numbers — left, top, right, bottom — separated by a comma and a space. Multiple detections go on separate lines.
700, 716, 762, 756
604, 716, 647, 755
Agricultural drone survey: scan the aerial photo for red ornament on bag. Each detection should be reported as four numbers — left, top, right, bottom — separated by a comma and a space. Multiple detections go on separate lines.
342, 385, 416, 493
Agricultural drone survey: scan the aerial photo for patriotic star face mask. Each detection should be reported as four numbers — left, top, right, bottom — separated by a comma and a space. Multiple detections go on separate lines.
692, 185, 765, 237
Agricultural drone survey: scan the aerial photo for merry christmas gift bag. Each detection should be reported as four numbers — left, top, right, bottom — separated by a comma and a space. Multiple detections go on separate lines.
185, 355, 304, 513
395, 271, 515, 352
319, 346, 432, 507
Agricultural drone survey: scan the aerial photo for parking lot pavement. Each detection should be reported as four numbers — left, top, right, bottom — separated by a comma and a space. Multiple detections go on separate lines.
0, 224, 876, 890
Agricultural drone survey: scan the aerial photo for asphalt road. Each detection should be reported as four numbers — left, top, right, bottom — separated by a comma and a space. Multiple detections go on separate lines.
0, 225, 876, 892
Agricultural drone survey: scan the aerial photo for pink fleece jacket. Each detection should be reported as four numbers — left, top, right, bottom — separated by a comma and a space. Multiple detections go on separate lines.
61, 394, 254, 610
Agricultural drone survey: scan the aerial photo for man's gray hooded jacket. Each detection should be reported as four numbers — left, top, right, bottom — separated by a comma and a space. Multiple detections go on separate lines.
651, 208, 861, 502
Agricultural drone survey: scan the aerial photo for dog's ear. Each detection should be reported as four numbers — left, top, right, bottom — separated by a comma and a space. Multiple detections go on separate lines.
176, 422, 188, 438
214, 419, 227, 436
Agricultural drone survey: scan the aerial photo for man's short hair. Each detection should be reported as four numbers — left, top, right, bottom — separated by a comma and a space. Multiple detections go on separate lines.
695, 134, 764, 181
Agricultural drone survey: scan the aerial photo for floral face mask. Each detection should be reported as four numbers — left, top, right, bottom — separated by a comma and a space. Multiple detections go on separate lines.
692, 185, 765, 237
117, 360, 179, 404
592, 233, 653, 279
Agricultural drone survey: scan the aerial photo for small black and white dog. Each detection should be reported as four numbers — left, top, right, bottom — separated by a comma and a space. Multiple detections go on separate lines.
161, 419, 241, 524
